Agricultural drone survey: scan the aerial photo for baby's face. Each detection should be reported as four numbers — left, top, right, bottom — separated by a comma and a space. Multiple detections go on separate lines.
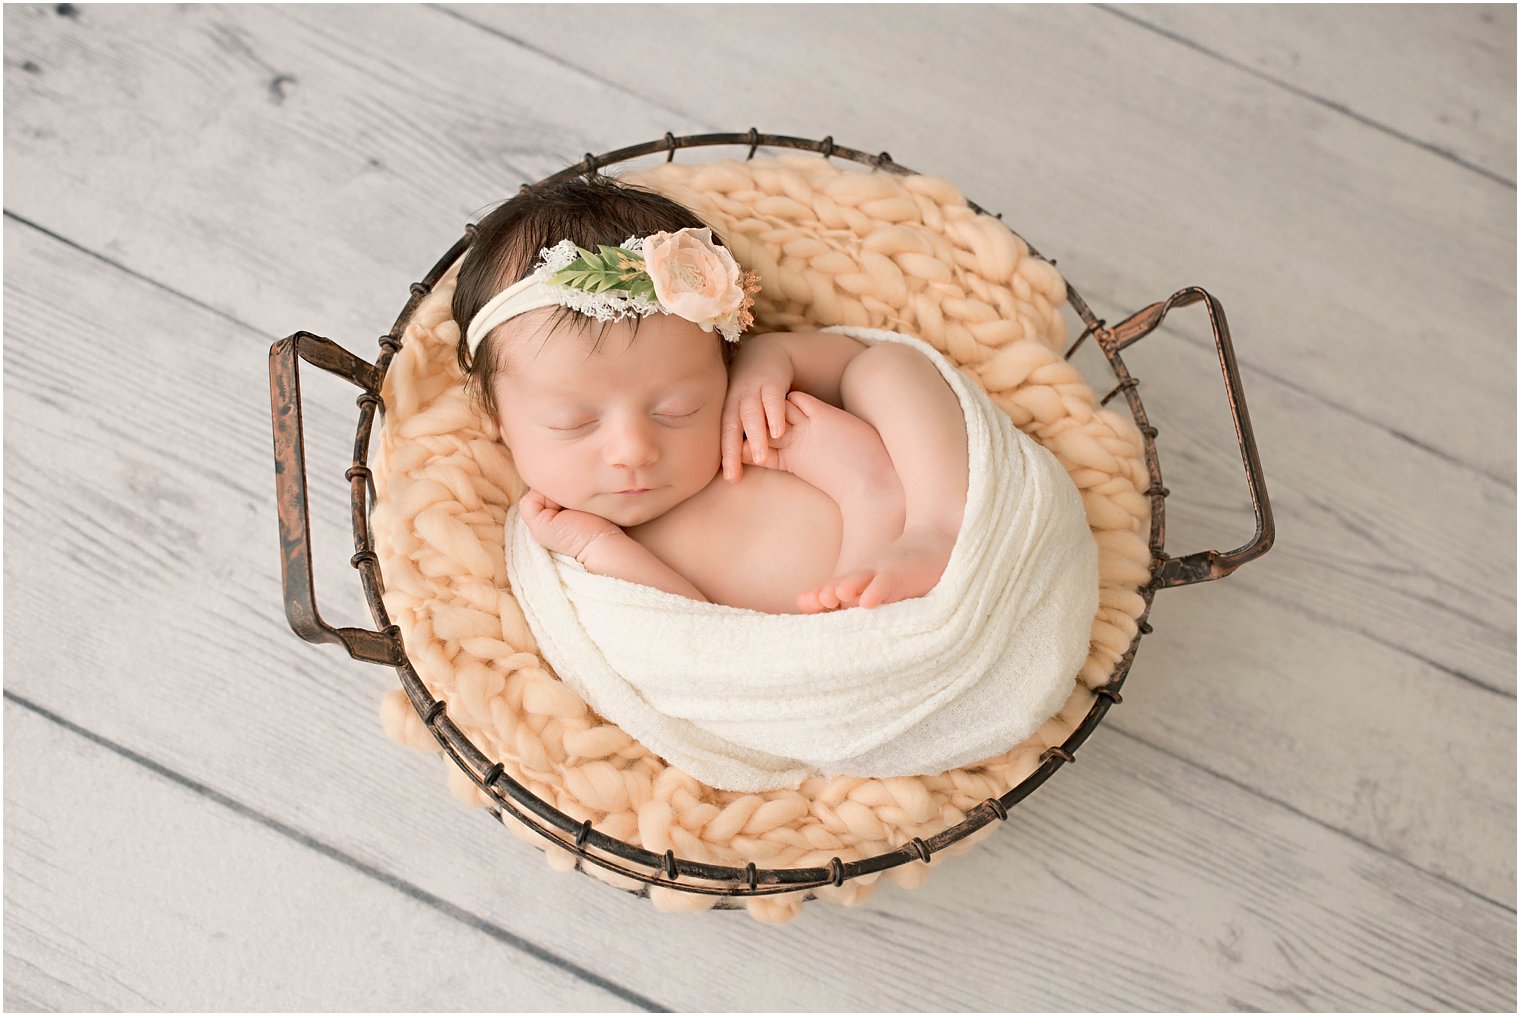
492, 309, 729, 528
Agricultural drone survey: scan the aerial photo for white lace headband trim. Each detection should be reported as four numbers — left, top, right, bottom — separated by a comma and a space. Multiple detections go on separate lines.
462, 228, 760, 357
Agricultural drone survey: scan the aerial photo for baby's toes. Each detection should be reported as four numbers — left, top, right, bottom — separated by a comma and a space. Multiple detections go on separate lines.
832, 571, 875, 608
858, 571, 900, 610
815, 582, 844, 610
797, 585, 839, 613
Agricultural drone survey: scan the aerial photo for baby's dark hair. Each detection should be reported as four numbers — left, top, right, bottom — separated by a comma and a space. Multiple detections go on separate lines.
453, 173, 739, 423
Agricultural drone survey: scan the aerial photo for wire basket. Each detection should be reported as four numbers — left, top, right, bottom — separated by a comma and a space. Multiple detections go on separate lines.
267, 129, 1275, 907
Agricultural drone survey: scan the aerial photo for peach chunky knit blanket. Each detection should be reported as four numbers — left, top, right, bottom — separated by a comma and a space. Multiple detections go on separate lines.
373, 155, 1154, 924
505, 325, 1099, 792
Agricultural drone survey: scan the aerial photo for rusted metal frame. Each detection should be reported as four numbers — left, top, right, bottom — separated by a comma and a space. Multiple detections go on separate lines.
1073, 287, 1275, 589
270, 332, 404, 667
273, 228, 473, 667
352, 132, 1147, 897
514, 129, 907, 197
1065, 273, 1278, 590
1117, 288, 1273, 586
329, 130, 1215, 899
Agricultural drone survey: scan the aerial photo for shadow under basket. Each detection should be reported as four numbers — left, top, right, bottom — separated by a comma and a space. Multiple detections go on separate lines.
267, 130, 1276, 921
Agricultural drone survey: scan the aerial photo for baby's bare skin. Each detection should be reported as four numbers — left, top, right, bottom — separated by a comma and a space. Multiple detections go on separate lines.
626, 465, 840, 614
626, 396, 906, 615
505, 317, 968, 615
628, 338, 968, 615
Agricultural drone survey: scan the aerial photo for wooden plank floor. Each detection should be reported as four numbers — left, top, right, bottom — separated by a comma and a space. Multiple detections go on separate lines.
4, 4, 1514, 1011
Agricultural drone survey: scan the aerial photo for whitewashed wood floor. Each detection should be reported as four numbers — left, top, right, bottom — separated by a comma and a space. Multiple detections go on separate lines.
3, 3, 1514, 1012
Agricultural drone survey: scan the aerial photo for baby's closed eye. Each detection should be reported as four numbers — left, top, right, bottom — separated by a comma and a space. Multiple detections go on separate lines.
544, 406, 703, 432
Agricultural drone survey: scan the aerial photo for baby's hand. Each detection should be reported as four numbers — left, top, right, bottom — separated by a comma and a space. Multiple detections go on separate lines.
518, 489, 620, 562
721, 340, 795, 481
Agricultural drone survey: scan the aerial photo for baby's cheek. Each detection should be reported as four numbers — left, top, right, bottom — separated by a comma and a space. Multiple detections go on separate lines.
508, 448, 558, 496
700, 419, 725, 461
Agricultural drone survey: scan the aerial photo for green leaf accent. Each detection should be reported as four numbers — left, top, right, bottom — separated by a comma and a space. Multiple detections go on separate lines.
546, 244, 651, 298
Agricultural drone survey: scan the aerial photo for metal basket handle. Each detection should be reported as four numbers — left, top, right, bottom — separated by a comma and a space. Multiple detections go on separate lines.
268, 332, 403, 666
1110, 287, 1275, 588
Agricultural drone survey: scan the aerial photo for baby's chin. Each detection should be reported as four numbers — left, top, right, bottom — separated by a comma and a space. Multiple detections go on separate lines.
594, 487, 693, 529
540, 493, 652, 530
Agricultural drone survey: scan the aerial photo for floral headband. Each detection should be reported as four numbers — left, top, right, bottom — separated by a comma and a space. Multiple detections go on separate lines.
463, 226, 762, 356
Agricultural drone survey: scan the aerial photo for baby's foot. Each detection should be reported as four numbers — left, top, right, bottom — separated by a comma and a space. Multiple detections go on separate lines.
762, 391, 897, 508
797, 526, 957, 612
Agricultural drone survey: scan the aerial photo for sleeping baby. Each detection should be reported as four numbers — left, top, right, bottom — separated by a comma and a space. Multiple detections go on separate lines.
454, 174, 969, 616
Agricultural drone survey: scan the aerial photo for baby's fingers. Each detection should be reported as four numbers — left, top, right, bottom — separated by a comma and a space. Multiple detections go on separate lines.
739, 397, 771, 468
760, 386, 788, 443
720, 412, 744, 482
519, 489, 558, 519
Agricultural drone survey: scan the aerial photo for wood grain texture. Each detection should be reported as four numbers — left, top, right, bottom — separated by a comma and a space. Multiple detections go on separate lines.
2, 703, 651, 1013
3, 2, 1514, 1011
1121, 3, 1518, 182
4, 682, 1512, 1011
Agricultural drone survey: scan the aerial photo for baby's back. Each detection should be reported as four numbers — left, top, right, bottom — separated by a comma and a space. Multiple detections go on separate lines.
626, 466, 843, 614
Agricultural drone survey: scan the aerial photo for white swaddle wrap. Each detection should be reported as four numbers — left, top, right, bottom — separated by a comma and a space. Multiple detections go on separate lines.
505, 326, 1099, 792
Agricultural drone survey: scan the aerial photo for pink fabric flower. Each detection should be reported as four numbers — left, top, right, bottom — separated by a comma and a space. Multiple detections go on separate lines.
642, 228, 743, 330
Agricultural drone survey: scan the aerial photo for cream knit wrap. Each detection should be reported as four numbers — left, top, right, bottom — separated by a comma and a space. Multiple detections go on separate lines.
372, 155, 1154, 925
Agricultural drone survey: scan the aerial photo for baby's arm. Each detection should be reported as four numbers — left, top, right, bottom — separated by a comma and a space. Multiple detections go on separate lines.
749, 330, 867, 407
518, 490, 710, 602
578, 531, 711, 603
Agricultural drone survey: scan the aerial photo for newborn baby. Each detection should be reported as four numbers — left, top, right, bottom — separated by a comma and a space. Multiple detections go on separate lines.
455, 176, 968, 615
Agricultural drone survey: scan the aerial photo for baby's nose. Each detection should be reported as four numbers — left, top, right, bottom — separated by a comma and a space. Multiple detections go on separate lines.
604, 418, 659, 468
